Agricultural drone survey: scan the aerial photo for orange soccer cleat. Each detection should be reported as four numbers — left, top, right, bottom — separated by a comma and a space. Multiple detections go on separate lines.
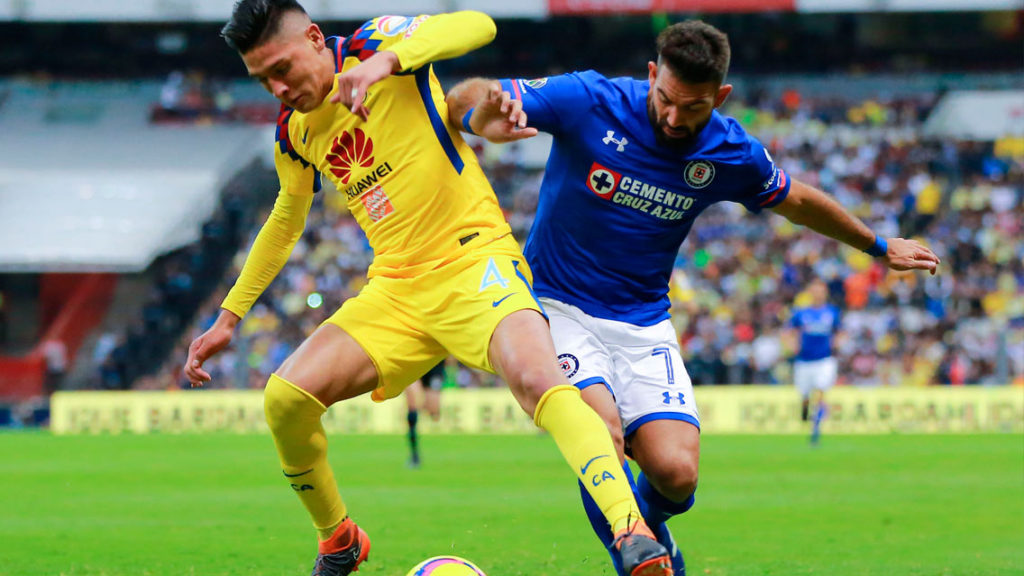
311, 517, 371, 576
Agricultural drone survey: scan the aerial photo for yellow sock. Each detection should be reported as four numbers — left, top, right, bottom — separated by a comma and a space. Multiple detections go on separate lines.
534, 385, 641, 534
264, 373, 347, 541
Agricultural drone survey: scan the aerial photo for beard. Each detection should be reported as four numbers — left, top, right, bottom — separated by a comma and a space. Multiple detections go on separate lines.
646, 96, 703, 151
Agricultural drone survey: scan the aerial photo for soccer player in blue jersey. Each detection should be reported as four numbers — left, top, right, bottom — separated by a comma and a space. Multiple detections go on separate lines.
789, 279, 842, 444
447, 20, 940, 576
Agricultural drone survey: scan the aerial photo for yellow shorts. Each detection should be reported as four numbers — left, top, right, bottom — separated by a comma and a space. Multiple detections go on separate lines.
325, 234, 545, 402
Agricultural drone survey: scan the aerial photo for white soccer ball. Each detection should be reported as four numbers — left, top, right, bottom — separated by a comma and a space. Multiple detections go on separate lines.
405, 555, 487, 576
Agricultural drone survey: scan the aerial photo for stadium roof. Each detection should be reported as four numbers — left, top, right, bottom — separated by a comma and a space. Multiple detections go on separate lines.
0, 81, 266, 272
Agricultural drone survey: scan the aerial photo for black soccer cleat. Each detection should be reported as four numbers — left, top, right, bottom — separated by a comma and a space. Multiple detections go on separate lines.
613, 520, 673, 576
311, 518, 371, 576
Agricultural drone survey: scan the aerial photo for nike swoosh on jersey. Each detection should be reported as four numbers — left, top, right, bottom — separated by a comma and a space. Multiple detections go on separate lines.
283, 468, 314, 478
491, 293, 516, 307
301, 127, 310, 144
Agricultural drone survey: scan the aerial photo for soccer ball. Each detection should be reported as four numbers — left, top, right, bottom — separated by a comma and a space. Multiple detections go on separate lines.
405, 555, 487, 576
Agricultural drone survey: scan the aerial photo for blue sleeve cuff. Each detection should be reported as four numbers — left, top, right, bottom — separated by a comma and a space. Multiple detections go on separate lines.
865, 235, 888, 258
461, 108, 476, 135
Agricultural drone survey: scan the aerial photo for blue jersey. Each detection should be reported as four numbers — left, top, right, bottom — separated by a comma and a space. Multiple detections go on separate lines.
501, 71, 791, 326
790, 305, 841, 361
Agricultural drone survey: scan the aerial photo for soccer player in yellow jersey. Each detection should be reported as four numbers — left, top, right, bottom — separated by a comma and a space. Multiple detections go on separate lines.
182, 2, 672, 575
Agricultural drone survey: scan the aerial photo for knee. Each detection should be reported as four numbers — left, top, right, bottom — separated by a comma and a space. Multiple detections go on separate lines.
264, 374, 322, 435
264, 380, 294, 435
650, 456, 699, 503
507, 366, 563, 411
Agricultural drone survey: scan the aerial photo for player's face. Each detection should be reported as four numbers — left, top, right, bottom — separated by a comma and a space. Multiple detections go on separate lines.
242, 16, 333, 113
646, 62, 732, 149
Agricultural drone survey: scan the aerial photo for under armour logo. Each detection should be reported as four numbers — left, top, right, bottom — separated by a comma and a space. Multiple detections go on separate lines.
603, 130, 628, 152
662, 391, 686, 405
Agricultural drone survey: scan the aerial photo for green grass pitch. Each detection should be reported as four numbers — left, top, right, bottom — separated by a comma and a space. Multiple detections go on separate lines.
1, 432, 1021, 576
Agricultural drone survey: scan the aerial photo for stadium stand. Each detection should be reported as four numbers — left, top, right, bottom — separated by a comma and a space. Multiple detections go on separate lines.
0, 79, 276, 400
0, 9, 1020, 410
105, 81, 1022, 392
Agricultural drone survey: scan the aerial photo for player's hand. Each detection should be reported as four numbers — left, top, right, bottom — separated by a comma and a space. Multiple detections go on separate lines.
883, 238, 940, 275
469, 82, 539, 143
330, 51, 400, 121
183, 310, 239, 387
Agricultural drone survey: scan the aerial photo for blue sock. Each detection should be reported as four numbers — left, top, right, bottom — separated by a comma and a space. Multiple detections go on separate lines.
637, 472, 695, 527
578, 462, 638, 576
810, 402, 826, 445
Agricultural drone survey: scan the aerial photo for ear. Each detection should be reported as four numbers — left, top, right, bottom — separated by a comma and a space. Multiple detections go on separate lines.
647, 61, 658, 85
306, 23, 325, 49
714, 84, 733, 108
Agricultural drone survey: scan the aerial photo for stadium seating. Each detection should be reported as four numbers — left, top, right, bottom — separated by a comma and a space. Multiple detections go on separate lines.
115, 82, 1022, 390
0, 80, 269, 273
0, 80, 275, 398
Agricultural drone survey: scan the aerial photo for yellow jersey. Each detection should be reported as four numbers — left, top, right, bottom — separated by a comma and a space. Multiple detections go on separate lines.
222, 12, 510, 319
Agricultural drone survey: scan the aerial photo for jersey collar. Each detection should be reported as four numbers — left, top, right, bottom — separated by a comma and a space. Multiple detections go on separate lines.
326, 36, 346, 73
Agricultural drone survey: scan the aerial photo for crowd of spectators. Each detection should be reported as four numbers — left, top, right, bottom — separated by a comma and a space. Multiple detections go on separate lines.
97, 89, 1023, 391
150, 70, 278, 125
91, 164, 277, 390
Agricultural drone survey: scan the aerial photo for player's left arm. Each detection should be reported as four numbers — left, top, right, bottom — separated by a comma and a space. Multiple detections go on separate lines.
331, 12, 497, 120
732, 134, 939, 275
772, 179, 940, 275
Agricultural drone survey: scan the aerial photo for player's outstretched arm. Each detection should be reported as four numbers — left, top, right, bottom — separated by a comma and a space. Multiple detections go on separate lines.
446, 78, 538, 143
332, 12, 497, 120
182, 190, 313, 386
772, 179, 940, 275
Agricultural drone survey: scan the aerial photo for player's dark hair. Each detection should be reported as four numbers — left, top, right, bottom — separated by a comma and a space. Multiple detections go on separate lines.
656, 20, 731, 85
221, 0, 308, 54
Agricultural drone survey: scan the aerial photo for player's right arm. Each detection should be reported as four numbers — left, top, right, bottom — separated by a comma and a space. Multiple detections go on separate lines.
444, 79, 536, 142
447, 72, 594, 141
183, 189, 313, 386
184, 123, 317, 387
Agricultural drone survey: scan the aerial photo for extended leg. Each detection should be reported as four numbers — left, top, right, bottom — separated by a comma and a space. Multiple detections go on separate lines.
267, 324, 379, 575
489, 310, 671, 576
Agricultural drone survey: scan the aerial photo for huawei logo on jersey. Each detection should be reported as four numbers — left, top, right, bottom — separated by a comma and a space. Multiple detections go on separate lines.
326, 128, 374, 184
